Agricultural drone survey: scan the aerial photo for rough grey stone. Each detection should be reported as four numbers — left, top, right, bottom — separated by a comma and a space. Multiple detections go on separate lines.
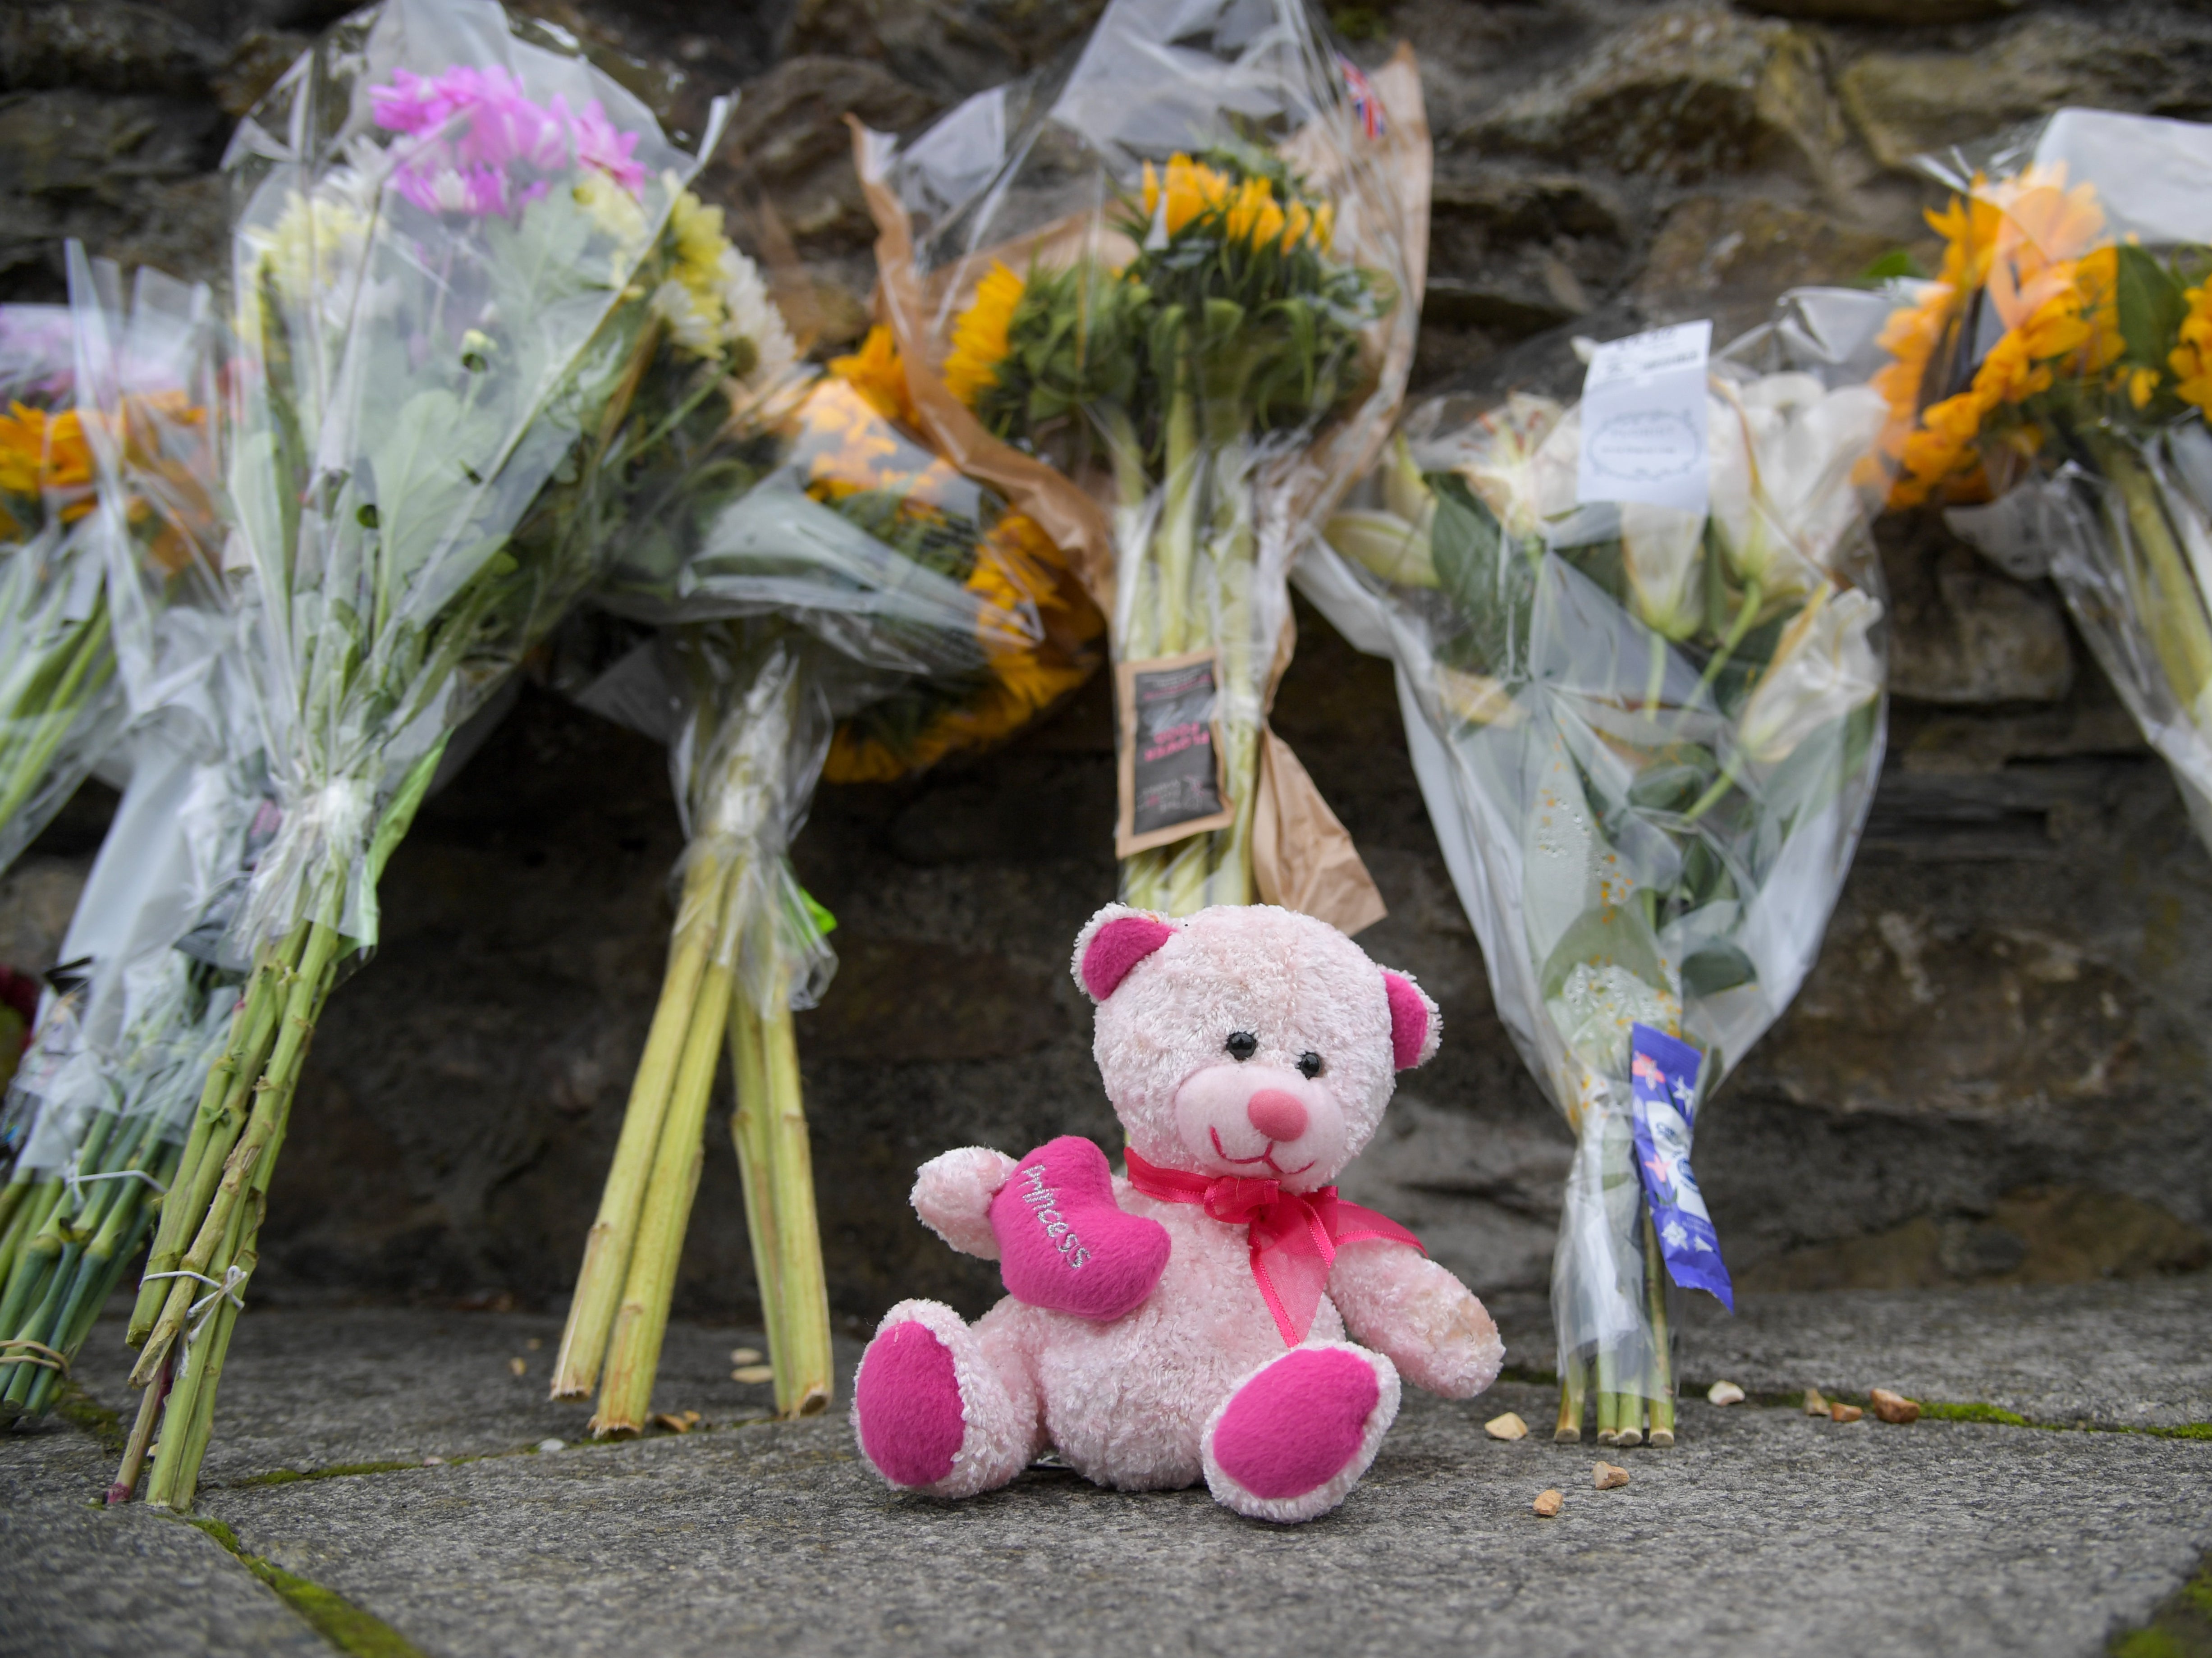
13, 1281, 2212, 1658
1464, 5, 1842, 188
1672, 1277, 2212, 1428
0, 1420, 324, 1658
60, 1303, 857, 1487
1840, 14, 2212, 172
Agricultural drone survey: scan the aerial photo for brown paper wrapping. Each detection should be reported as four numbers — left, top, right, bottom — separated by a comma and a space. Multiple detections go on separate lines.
846, 46, 1433, 937
1251, 728, 1388, 936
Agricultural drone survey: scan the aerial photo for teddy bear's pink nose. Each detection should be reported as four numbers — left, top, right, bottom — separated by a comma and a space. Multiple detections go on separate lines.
1246, 1089, 1310, 1144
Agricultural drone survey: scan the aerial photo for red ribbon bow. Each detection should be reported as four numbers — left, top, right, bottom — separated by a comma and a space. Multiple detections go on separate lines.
1122, 1146, 1425, 1347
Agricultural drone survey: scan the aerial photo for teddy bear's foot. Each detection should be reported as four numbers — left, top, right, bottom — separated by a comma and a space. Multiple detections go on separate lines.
852, 1299, 1033, 1499
1200, 1342, 1401, 1523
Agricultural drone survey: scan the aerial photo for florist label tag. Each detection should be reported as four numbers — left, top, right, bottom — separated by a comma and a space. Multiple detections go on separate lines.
1628, 1021, 1734, 1311
1576, 320, 1712, 514
1116, 649, 1235, 857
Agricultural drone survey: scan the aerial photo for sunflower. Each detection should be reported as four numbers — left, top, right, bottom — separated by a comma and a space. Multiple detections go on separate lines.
944, 262, 1024, 408
829, 325, 918, 429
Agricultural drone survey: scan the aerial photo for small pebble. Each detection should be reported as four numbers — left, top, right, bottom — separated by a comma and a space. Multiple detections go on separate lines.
731, 1364, 776, 1385
1485, 1411, 1529, 1441
508, 1357, 527, 1377
536, 1438, 565, 1453
1707, 1380, 1745, 1406
1829, 1402, 1864, 1423
1594, 1461, 1630, 1490
730, 1347, 763, 1365
525, 1337, 543, 1352
422, 1456, 444, 1466
1803, 1387, 1829, 1416
1869, 1388, 1921, 1424
1533, 1488, 1564, 1517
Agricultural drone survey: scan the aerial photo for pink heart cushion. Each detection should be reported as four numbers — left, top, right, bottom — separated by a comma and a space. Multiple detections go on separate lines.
989, 1135, 1169, 1321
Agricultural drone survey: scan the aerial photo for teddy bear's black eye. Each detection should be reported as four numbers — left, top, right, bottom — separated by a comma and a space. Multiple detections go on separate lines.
1225, 1031, 1258, 1062
1298, 1051, 1324, 1079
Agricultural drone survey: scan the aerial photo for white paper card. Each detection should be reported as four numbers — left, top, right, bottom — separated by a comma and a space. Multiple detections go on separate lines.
1576, 320, 1712, 513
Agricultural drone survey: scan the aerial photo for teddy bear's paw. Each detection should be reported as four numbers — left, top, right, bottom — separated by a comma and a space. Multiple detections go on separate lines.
851, 1300, 1031, 1499
1200, 1342, 1401, 1524
990, 1136, 1169, 1320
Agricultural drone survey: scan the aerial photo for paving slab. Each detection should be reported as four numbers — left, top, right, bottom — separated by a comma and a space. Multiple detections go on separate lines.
194, 1383, 2211, 1658
5, 1278, 2209, 1658
0, 1418, 324, 1658
59, 1302, 842, 1486
1675, 1277, 2212, 1429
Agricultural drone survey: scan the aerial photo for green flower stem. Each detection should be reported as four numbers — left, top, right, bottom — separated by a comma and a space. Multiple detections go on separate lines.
144, 1193, 253, 1510
728, 951, 833, 1419
591, 867, 740, 1437
131, 939, 303, 1343
552, 851, 728, 1401
128, 876, 344, 1389
0, 1173, 30, 1251
1644, 1208, 1676, 1447
1667, 579, 1763, 738
1554, 1350, 1587, 1443
1682, 748, 1747, 824
0, 1178, 61, 1305
3, 1106, 165, 1411
2098, 438, 2212, 724
0, 589, 115, 843
1644, 629, 1668, 714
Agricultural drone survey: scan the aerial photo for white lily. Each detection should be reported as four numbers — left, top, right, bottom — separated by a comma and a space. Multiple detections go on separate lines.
1325, 507, 1437, 586
1736, 585, 1883, 764
1621, 502, 1705, 641
1711, 375, 1889, 596
1416, 392, 1567, 536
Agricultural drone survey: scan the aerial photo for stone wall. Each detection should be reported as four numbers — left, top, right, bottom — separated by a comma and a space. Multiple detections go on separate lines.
3, 0, 2208, 1335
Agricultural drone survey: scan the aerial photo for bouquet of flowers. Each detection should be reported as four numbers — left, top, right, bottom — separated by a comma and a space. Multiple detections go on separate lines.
552, 329, 1100, 1431
0, 269, 221, 877
0, 261, 233, 1424
108, 0, 794, 1512
0, 690, 257, 1429
1298, 292, 1901, 1445
853, 0, 1430, 928
1878, 108, 2212, 852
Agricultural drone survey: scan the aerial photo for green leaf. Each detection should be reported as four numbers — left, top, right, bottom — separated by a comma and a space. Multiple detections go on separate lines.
1858, 250, 1928, 284
1428, 471, 1535, 676
2117, 243, 2188, 371
1681, 941, 1757, 997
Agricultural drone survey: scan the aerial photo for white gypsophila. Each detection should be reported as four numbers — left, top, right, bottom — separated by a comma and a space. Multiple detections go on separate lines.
716, 245, 799, 392
649, 278, 721, 357
1736, 584, 1883, 765
1546, 961, 1680, 1079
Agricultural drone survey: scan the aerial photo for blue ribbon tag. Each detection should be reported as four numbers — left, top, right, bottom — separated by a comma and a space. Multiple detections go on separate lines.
1629, 1022, 1732, 1311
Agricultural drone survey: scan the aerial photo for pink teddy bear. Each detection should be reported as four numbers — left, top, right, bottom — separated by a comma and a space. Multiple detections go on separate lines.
849, 902, 1503, 1523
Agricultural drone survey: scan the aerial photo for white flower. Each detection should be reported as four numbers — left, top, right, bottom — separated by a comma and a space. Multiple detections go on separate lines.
1325, 508, 1436, 586
1736, 585, 1883, 764
1711, 374, 1888, 591
1620, 501, 1704, 640
1411, 392, 1567, 536
715, 244, 799, 393
649, 278, 720, 356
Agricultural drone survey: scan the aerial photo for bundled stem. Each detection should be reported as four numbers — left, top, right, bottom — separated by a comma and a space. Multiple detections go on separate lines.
551, 851, 728, 1399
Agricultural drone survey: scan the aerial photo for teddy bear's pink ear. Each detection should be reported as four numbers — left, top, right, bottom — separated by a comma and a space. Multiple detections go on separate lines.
1383, 970, 1441, 1069
1072, 904, 1176, 1002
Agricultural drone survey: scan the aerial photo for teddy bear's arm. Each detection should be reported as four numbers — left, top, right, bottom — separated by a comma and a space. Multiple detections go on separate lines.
911, 1147, 1020, 1259
1328, 1239, 1504, 1399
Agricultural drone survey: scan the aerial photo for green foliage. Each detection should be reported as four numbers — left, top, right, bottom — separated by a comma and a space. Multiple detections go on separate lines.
2116, 243, 2190, 375
1428, 472, 1535, 678
1918, 1401, 2030, 1426
1858, 250, 1929, 284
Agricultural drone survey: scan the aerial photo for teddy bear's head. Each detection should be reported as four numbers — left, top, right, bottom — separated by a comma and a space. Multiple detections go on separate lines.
1071, 902, 1440, 1192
